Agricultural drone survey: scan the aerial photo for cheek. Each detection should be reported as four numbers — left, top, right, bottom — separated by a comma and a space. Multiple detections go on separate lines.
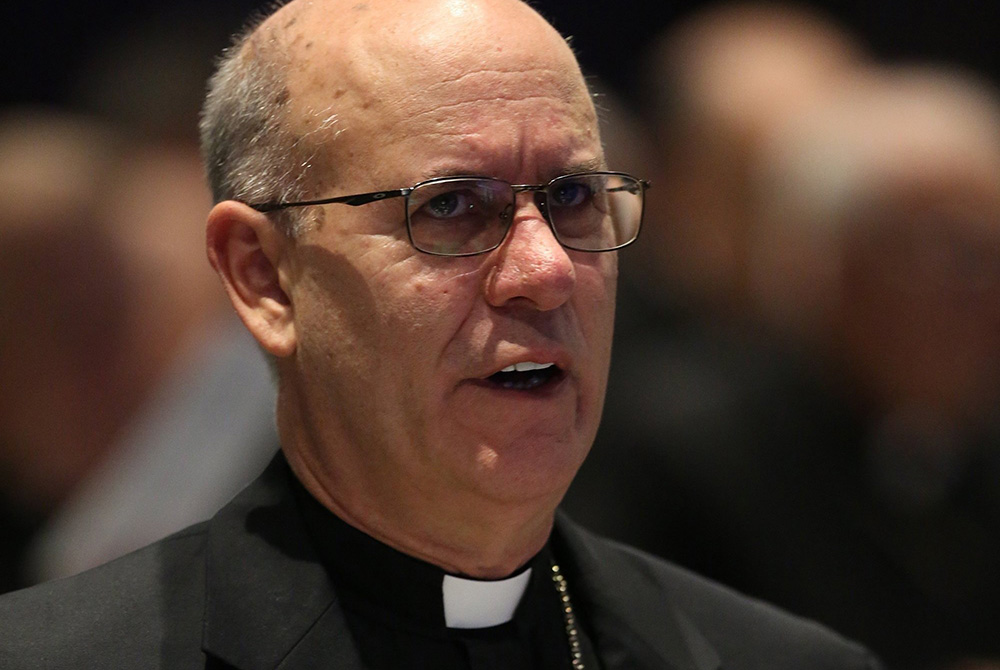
576, 255, 618, 337
398, 249, 484, 302
382, 263, 483, 354
291, 245, 387, 384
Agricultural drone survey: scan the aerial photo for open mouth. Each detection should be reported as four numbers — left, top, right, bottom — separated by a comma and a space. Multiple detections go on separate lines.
486, 361, 563, 391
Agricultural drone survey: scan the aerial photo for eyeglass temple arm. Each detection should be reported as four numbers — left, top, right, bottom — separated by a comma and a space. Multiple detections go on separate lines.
606, 180, 651, 195
247, 187, 411, 213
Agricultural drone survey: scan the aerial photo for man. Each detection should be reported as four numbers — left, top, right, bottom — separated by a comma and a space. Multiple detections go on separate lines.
0, 0, 881, 667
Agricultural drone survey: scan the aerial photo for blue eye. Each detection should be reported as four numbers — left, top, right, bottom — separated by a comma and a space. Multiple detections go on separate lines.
550, 180, 591, 208
423, 190, 476, 218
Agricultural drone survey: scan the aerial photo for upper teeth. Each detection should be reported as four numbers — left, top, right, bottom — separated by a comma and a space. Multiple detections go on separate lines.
500, 361, 554, 373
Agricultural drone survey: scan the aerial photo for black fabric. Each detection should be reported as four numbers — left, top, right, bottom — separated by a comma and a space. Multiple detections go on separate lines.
0, 452, 882, 670
564, 287, 1000, 669
0, 494, 44, 595
291, 476, 592, 669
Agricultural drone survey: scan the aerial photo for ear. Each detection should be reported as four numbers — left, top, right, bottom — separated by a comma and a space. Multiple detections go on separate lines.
206, 201, 297, 358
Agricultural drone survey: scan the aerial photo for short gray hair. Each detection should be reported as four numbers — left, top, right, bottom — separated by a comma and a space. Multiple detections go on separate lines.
199, 23, 313, 236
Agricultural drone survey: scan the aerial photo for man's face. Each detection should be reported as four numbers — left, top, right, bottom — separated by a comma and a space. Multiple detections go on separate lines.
276, 1, 616, 517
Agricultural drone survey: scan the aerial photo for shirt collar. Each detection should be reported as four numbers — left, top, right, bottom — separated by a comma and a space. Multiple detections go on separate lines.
442, 567, 533, 628
292, 476, 542, 632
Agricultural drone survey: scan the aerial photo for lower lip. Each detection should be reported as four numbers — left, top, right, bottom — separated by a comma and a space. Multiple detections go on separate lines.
452, 373, 578, 435
466, 371, 568, 396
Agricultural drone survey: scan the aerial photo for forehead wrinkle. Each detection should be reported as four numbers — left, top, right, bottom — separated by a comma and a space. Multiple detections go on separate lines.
401, 94, 590, 128
400, 119, 602, 184
421, 66, 580, 94
387, 66, 589, 118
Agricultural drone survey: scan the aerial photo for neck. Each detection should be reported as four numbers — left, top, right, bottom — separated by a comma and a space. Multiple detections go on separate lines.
288, 449, 556, 577
276, 380, 566, 577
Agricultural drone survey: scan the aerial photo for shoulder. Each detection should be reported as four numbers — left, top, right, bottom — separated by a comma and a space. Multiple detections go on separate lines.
631, 545, 880, 669
555, 515, 882, 670
0, 523, 209, 669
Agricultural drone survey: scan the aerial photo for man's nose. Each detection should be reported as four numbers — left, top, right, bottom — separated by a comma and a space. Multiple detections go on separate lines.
483, 196, 576, 310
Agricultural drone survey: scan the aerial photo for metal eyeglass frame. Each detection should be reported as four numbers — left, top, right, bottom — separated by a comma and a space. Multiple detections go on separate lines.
245, 170, 649, 257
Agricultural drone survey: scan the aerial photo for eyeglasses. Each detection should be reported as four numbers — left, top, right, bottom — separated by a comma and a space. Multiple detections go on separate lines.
247, 171, 648, 257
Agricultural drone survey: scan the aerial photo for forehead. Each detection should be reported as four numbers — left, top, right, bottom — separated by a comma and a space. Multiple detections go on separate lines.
276, 0, 600, 183
381, 68, 599, 177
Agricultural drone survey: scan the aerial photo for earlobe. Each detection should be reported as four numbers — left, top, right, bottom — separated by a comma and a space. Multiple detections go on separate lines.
206, 201, 297, 357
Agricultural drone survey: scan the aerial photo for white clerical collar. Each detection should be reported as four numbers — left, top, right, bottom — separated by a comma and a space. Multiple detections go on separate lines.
442, 567, 533, 629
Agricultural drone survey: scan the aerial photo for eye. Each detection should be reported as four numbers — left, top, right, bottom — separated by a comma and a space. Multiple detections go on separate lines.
421, 189, 479, 218
549, 179, 592, 208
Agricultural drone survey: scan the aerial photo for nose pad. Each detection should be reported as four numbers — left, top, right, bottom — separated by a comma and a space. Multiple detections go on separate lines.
507, 189, 551, 232
499, 203, 514, 225
531, 190, 549, 223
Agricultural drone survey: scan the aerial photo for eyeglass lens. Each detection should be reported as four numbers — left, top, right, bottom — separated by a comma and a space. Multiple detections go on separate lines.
405, 173, 642, 256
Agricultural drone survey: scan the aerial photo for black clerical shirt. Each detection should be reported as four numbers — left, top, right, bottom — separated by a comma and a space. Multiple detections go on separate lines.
292, 480, 601, 669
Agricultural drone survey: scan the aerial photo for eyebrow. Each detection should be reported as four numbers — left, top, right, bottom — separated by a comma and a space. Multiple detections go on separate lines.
567, 156, 607, 174
422, 157, 608, 183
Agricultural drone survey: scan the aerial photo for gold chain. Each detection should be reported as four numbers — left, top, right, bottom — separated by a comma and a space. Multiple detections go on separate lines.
550, 561, 585, 670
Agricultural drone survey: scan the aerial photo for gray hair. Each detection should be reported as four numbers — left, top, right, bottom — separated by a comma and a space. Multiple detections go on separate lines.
199, 22, 314, 236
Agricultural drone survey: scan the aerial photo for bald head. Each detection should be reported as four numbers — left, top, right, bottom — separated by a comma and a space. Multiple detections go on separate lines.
263, 0, 576, 85
201, 0, 595, 234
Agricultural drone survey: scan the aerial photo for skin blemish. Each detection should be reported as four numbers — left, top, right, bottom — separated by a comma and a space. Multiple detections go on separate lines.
476, 447, 499, 470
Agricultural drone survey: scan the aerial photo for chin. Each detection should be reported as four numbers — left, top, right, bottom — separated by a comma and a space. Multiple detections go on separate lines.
465, 434, 589, 504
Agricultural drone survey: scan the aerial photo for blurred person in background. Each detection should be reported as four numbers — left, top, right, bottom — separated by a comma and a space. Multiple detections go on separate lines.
739, 65, 1000, 668
636, 1, 866, 325
569, 51, 1000, 668
0, 9, 279, 590
0, 111, 133, 592
565, 0, 867, 572
568, 3, 1000, 667
0, 108, 277, 589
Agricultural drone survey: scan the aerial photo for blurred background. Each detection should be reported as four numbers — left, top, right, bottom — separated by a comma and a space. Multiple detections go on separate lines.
3, 0, 1000, 109
2, 1, 998, 669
